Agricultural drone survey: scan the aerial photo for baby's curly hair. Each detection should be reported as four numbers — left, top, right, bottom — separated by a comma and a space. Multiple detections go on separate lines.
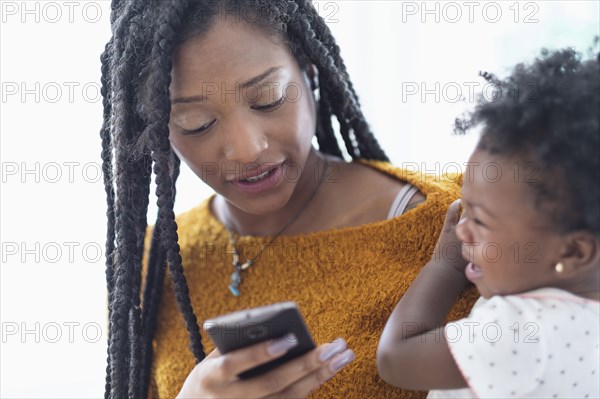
455, 42, 600, 237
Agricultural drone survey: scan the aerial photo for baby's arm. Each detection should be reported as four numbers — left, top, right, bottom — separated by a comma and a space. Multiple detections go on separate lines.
377, 200, 470, 390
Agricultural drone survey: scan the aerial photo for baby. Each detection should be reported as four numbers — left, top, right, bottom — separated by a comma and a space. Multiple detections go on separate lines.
377, 46, 600, 398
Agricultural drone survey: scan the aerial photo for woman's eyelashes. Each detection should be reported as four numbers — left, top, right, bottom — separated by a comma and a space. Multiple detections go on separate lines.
180, 119, 216, 136
251, 95, 285, 112
177, 96, 286, 136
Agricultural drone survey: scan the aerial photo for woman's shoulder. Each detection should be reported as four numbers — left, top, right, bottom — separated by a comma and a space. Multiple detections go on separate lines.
354, 159, 463, 194
330, 157, 463, 196
316, 158, 461, 226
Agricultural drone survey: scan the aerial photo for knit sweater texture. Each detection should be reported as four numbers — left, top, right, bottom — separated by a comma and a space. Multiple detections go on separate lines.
146, 160, 479, 398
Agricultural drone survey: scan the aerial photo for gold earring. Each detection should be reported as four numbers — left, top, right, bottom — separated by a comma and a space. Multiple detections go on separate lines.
555, 262, 564, 273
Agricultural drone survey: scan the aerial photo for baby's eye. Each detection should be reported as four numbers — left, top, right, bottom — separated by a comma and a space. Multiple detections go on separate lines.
472, 218, 486, 228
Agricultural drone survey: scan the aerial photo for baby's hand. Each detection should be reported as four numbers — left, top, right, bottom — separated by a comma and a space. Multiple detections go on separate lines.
432, 199, 468, 274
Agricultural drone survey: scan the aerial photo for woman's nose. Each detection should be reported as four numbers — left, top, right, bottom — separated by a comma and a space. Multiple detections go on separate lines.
222, 121, 268, 164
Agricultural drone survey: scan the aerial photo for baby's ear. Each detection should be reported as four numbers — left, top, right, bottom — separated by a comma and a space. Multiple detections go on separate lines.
555, 231, 599, 277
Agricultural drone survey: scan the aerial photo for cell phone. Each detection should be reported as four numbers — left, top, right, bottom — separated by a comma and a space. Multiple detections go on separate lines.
203, 301, 316, 379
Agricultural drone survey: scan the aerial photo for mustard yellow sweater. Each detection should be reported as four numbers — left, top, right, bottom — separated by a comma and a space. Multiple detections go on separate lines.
147, 160, 478, 398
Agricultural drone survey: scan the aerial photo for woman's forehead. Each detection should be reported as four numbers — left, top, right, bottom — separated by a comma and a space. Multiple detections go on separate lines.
175, 18, 286, 65
171, 18, 293, 89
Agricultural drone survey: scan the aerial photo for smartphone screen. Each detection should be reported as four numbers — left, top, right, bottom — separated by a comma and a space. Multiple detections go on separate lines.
203, 301, 316, 379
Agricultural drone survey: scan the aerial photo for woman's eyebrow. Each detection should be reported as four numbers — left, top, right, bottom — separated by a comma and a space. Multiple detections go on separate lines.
240, 66, 282, 89
172, 66, 283, 104
172, 94, 208, 105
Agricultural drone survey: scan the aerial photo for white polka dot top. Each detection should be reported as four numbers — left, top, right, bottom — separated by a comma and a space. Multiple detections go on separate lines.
428, 287, 600, 399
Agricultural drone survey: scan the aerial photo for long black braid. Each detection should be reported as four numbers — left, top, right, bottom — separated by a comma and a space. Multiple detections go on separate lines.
144, 0, 206, 363
287, 0, 388, 160
99, 34, 116, 399
99, 0, 130, 396
100, 1, 389, 397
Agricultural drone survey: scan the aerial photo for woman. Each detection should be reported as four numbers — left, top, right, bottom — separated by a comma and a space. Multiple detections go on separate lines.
100, 1, 477, 397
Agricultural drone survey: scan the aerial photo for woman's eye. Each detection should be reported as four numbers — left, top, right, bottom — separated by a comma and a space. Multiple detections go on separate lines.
180, 119, 216, 136
251, 96, 285, 112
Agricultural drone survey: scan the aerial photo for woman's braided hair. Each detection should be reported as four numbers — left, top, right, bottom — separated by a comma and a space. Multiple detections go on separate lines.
100, 1, 388, 397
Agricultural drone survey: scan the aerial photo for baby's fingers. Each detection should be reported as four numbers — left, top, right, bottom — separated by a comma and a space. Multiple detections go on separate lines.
443, 199, 462, 229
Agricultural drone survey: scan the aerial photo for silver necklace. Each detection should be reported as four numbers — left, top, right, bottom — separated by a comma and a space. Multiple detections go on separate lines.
225, 160, 329, 296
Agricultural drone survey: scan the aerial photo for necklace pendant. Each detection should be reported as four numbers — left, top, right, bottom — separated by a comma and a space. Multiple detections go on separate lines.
224, 161, 328, 297
228, 284, 240, 297
229, 269, 241, 297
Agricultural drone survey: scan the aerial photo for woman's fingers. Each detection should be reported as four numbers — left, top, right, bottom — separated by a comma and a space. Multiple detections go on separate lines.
232, 338, 353, 398
180, 338, 353, 398
184, 336, 300, 398
214, 333, 300, 380
205, 348, 221, 358
266, 348, 356, 398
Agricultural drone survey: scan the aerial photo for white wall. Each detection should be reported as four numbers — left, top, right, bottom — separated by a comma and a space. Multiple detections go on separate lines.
1, 1, 598, 397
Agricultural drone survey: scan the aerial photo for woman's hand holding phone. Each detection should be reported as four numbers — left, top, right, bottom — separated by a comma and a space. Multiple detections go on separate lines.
176, 337, 355, 398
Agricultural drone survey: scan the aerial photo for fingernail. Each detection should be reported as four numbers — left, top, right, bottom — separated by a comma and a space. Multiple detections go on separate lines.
319, 338, 347, 362
329, 349, 355, 373
267, 333, 297, 355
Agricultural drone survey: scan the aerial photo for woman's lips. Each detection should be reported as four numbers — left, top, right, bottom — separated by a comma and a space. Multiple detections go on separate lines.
230, 163, 284, 194
465, 262, 483, 282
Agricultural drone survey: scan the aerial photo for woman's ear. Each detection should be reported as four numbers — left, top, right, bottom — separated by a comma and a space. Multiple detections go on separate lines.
305, 64, 319, 91
554, 231, 600, 277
